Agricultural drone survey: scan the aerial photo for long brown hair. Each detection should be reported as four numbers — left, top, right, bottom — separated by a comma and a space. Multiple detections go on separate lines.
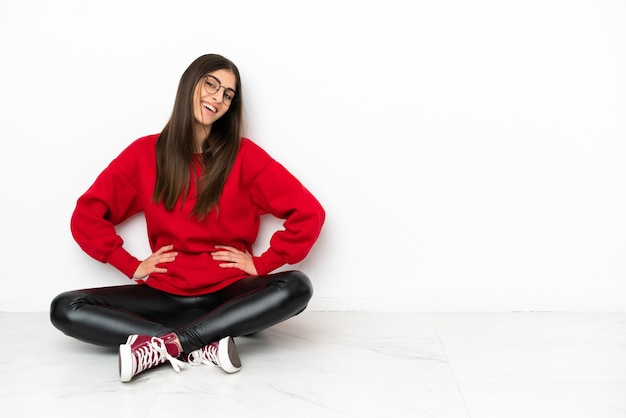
153, 54, 243, 219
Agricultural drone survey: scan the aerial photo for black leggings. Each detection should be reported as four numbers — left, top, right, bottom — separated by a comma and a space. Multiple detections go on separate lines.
50, 270, 312, 354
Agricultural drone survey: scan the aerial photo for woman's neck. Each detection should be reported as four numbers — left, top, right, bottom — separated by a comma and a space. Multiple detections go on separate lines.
194, 126, 211, 153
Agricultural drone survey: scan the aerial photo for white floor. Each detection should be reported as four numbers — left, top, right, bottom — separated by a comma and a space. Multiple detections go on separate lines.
1, 311, 625, 418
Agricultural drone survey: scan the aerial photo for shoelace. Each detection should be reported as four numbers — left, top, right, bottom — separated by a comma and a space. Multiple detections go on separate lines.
136, 337, 188, 374
187, 344, 219, 367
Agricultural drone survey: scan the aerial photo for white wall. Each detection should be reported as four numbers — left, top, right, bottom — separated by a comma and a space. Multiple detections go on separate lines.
1, 0, 624, 312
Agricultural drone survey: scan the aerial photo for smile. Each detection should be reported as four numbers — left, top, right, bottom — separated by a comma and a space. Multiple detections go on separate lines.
202, 102, 217, 113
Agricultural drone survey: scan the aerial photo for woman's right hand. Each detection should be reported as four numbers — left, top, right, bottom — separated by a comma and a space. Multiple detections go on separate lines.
132, 244, 178, 279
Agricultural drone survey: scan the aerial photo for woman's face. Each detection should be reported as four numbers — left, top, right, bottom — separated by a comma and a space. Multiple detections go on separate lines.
193, 68, 237, 131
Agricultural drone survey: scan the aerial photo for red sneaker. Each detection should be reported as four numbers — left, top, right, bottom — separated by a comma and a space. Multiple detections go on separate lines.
187, 336, 242, 374
119, 332, 186, 382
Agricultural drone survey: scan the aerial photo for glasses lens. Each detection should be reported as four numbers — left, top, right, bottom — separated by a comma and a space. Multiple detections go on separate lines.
203, 76, 220, 94
222, 89, 235, 106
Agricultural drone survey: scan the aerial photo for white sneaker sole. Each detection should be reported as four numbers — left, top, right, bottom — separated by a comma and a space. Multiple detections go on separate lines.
217, 336, 242, 373
119, 335, 137, 383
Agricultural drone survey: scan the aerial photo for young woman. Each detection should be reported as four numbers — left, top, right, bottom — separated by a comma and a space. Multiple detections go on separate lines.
50, 54, 325, 383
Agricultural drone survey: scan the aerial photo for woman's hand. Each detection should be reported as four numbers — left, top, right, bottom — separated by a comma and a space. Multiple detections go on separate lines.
212, 245, 258, 276
132, 244, 178, 279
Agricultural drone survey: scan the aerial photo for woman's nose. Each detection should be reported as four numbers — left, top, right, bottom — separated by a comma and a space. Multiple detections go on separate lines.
212, 88, 225, 102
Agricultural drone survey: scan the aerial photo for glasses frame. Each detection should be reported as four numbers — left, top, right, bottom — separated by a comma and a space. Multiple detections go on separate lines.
202, 75, 236, 106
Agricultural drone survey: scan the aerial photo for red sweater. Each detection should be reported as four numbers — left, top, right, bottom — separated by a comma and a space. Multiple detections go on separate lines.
71, 135, 325, 296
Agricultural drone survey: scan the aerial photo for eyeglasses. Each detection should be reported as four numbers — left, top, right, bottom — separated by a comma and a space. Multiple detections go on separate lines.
202, 75, 236, 106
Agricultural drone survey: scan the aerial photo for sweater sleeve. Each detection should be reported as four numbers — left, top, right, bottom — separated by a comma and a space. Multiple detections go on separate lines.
70, 151, 144, 279
249, 161, 325, 275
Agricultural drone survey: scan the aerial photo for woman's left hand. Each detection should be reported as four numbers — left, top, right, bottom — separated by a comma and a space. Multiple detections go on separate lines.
212, 245, 258, 276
